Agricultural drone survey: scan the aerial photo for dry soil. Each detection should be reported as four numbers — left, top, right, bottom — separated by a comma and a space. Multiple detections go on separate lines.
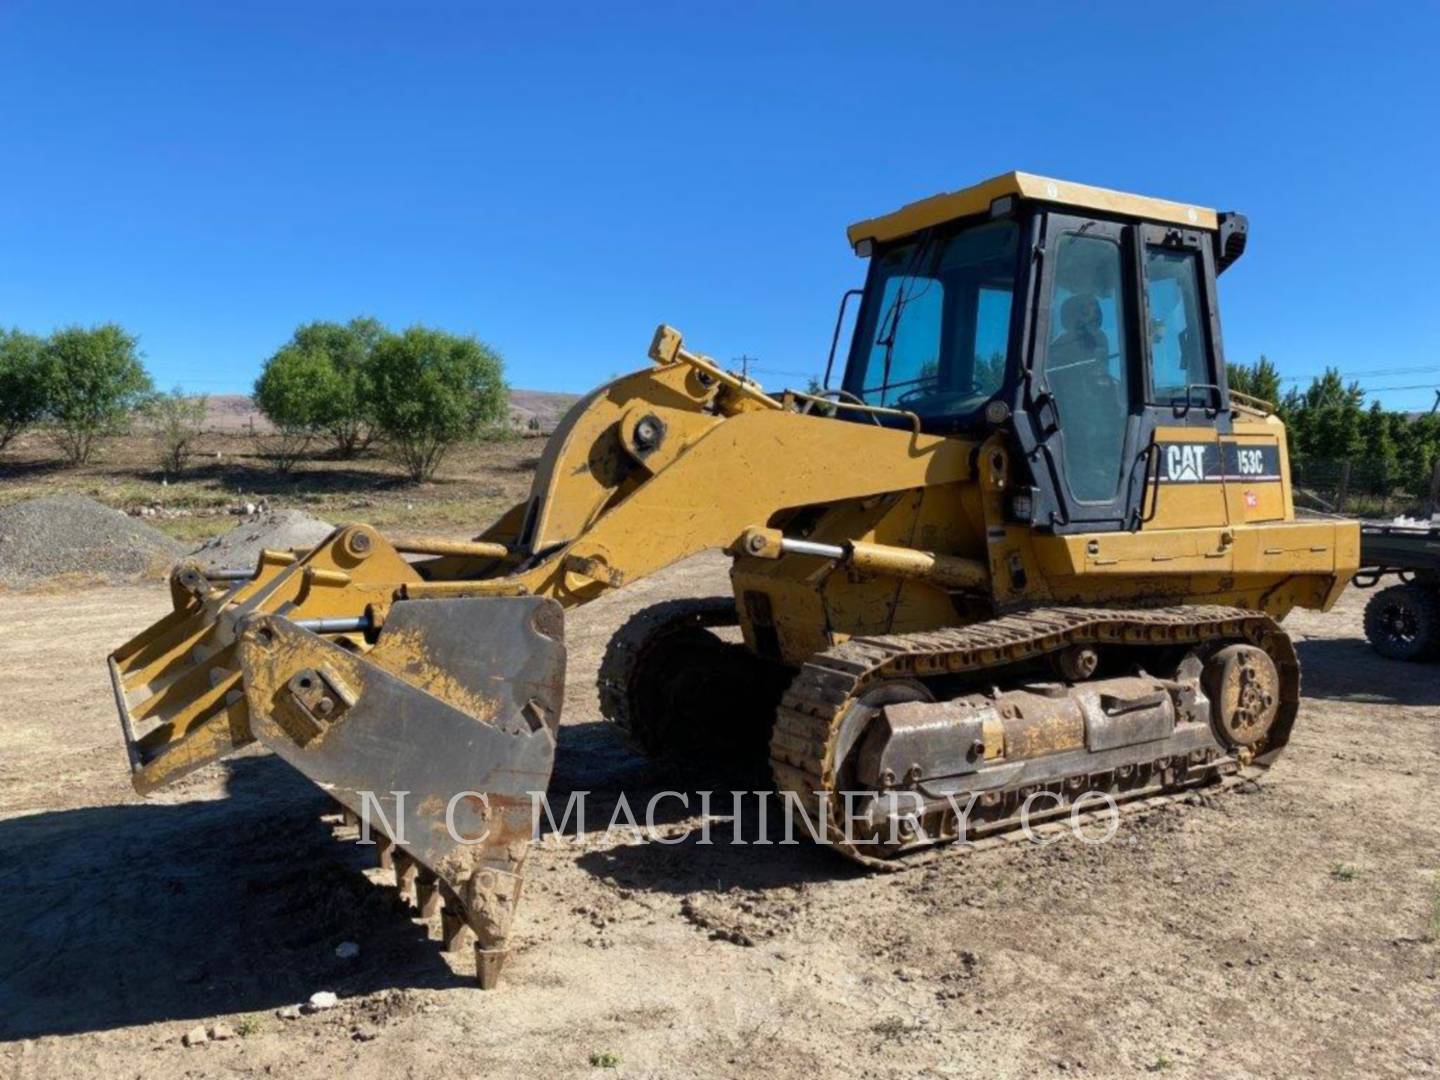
0, 563, 1436, 1078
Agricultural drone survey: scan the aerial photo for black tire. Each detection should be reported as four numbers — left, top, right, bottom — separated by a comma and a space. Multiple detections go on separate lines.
1363, 583, 1440, 661
598, 598, 792, 763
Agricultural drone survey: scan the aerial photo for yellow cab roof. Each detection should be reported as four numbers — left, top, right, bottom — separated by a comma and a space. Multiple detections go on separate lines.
846, 171, 1219, 249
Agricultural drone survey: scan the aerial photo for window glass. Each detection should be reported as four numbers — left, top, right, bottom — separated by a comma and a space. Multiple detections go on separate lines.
1145, 248, 1208, 402
1044, 233, 1131, 502
861, 273, 943, 405
845, 220, 1018, 421
973, 286, 1012, 397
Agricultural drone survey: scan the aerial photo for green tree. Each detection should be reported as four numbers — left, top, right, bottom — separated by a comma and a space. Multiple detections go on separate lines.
0, 329, 46, 451
254, 317, 383, 458
39, 324, 153, 465
1397, 412, 1440, 503
1360, 399, 1398, 493
1279, 367, 1365, 467
253, 346, 330, 472
368, 326, 507, 482
1226, 354, 1282, 406
143, 387, 209, 476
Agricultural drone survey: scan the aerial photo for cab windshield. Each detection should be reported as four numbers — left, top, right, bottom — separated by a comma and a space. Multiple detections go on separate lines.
842, 219, 1019, 424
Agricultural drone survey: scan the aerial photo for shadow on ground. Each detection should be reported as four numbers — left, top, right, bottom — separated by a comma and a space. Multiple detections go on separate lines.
0, 755, 469, 1040
1295, 636, 1440, 706
0, 458, 74, 482
0, 720, 849, 1040
555, 721, 864, 896
115, 459, 414, 496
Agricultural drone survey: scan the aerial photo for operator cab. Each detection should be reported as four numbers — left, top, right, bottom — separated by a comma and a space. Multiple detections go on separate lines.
837, 171, 1249, 534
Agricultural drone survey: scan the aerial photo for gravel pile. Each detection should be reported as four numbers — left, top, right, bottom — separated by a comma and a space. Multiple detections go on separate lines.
188, 509, 335, 573
0, 495, 184, 587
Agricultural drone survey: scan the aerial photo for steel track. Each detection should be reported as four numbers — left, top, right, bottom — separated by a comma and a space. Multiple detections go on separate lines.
770, 605, 1299, 868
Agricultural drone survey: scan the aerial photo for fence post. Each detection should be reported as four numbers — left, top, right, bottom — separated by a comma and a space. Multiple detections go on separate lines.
1429, 459, 1440, 522
1335, 461, 1352, 514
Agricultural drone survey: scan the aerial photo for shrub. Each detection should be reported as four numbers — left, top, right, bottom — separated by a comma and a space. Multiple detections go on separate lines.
39, 324, 153, 465
253, 346, 332, 473
0, 328, 46, 451
254, 318, 382, 458
143, 387, 209, 475
368, 326, 507, 482
259, 426, 313, 474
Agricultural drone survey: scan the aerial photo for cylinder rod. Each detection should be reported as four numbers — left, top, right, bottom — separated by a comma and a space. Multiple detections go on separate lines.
204, 568, 254, 582
392, 537, 511, 559
775, 536, 988, 590
292, 616, 371, 633
778, 538, 846, 559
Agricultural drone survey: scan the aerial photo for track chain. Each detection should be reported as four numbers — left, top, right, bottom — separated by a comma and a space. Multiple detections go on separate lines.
597, 596, 739, 747
769, 604, 1300, 868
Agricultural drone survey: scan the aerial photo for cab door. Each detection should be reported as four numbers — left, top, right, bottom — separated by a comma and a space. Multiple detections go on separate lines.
1136, 224, 1235, 531
1017, 214, 1150, 532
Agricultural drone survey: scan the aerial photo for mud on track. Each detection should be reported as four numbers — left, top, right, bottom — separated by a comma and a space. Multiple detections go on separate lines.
0, 560, 1436, 1078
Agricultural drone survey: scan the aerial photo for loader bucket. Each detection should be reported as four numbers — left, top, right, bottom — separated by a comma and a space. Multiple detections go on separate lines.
107, 525, 566, 988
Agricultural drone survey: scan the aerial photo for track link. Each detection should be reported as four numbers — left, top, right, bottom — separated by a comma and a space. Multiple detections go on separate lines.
770, 605, 1299, 868
596, 595, 799, 762
597, 596, 740, 741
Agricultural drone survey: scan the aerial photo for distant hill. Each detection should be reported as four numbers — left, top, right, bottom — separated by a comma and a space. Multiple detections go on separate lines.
506, 388, 582, 433
203, 388, 581, 435
204, 395, 269, 432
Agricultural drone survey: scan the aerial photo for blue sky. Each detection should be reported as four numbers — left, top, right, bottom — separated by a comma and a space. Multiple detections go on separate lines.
1, 2, 1436, 407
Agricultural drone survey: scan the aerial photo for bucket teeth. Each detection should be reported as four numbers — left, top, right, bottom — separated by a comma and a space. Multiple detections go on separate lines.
475, 946, 509, 990
416, 870, 443, 918
320, 825, 526, 990
375, 834, 395, 872
442, 899, 476, 954
393, 851, 419, 906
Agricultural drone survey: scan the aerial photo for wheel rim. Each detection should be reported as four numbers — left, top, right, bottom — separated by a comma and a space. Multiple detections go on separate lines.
1381, 601, 1420, 646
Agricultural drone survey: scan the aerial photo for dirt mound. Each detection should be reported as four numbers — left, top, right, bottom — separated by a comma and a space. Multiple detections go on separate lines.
188, 509, 336, 572
0, 495, 183, 587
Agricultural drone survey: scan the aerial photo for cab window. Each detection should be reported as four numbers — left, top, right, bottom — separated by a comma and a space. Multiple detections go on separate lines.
846, 220, 1019, 421
861, 273, 943, 405
1145, 247, 1209, 403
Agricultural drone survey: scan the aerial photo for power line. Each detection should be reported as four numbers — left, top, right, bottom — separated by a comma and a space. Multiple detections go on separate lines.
1280, 364, 1437, 383
1352, 383, 1439, 394
749, 366, 819, 379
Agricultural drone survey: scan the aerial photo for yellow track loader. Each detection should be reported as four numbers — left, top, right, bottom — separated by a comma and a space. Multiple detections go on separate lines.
109, 171, 1358, 987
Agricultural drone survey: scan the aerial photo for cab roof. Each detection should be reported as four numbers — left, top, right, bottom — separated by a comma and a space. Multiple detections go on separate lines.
846, 171, 1219, 250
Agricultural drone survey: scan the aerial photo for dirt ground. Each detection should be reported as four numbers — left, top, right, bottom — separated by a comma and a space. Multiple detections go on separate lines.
1, 564, 1437, 1079
0, 429, 545, 545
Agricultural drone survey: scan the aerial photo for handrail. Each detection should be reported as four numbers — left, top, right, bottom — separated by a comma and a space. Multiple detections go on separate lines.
822, 288, 863, 389
781, 389, 922, 435
1228, 389, 1275, 416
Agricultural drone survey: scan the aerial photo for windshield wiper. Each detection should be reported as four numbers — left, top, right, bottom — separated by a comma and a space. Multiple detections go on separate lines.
873, 231, 939, 396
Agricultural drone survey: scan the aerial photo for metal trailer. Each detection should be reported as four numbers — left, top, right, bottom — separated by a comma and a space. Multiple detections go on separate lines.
1356, 522, 1440, 659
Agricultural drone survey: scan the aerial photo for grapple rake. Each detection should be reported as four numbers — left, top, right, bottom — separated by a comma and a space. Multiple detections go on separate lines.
108, 525, 565, 987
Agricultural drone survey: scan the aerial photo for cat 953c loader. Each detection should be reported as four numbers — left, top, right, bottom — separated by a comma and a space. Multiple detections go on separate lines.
108, 171, 1358, 987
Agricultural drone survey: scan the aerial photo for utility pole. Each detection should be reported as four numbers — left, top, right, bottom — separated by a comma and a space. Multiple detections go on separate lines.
734, 354, 756, 380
